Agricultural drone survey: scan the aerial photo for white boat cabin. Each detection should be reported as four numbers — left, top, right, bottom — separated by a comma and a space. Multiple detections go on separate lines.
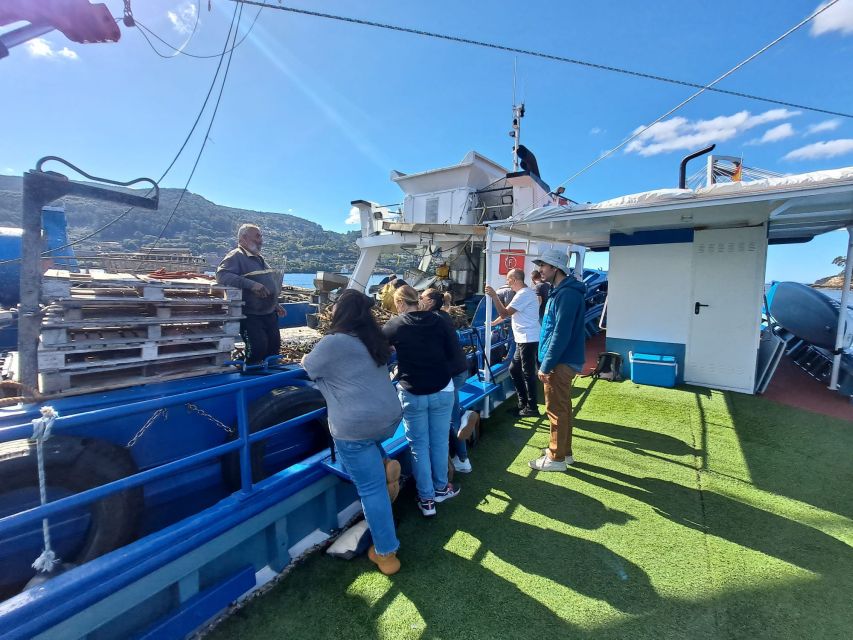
488, 166, 853, 394
347, 151, 584, 296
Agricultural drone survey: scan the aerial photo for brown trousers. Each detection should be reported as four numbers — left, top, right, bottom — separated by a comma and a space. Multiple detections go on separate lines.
544, 364, 575, 460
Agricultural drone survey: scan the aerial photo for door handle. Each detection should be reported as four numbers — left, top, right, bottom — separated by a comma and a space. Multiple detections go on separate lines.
694, 302, 710, 315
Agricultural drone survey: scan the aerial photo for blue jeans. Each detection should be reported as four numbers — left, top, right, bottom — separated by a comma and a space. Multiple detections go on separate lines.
398, 387, 454, 500
333, 438, 399, 555
449, 372, 469, 461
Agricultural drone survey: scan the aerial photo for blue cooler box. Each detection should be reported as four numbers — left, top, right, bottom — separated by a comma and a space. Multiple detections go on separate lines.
629, 352, 677, 388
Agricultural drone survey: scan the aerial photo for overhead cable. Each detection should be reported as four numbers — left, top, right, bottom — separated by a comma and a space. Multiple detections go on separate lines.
233, 0, 852, 120
512, 0, 843, 222
0, 3, 244, 267
135, 2, 246, 266
133, 4, 262, 60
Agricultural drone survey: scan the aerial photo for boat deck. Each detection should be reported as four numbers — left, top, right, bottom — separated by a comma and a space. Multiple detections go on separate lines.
204, 345, 853, 640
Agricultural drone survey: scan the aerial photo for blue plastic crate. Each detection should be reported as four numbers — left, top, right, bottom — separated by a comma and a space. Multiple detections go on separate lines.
629, 352, 677, 388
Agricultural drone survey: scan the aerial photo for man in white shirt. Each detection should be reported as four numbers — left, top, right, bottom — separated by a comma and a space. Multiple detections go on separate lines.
485, 268, 542, 417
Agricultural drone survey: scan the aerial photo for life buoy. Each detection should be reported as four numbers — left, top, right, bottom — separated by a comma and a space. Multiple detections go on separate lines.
0, 435, 142, 600
222, 386, 329, 489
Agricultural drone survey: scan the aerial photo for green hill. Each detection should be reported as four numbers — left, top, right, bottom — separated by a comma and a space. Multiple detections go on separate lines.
0, 175, 388, 273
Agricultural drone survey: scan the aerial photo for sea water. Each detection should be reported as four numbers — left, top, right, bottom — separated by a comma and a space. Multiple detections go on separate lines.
283, 273, 397, 289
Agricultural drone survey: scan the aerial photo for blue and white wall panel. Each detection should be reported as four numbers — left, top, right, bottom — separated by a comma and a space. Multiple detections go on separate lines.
605, 231, 693, 383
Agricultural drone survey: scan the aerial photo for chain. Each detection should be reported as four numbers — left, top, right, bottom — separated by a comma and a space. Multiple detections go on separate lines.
186, 403, 235, 434
126, 408, 168, 448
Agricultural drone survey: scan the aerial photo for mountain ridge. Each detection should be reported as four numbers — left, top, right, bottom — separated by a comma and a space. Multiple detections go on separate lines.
0, 175, 371, 272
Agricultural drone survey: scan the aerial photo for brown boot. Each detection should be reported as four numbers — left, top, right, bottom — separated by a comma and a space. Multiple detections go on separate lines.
368, 545, 400, 575
383, 458, 401, 503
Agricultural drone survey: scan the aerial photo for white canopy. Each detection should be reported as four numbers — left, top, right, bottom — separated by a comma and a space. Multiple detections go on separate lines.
493, 166, 853, 248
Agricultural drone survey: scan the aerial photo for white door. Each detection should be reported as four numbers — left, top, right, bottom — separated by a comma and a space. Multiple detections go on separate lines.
685, 225, 767, 393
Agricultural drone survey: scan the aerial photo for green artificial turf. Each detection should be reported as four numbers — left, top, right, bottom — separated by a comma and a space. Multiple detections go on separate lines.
208, 378, 853, 640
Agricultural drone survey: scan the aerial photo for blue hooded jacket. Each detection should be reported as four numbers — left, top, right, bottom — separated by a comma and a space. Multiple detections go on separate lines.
537, 276, 587, 373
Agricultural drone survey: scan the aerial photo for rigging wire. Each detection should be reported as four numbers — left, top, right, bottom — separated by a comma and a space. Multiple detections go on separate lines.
512, 0, 842, 222
134, 3, 245, 267
233, 0, 852, 120
0, 2, 243, 267
136, 0, 201, 59
133, 4, 262, 60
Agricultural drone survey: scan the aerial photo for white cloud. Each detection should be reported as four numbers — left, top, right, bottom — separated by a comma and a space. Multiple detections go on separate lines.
806, 118, 842, 135
2, 167, 15, 175
625, 109, 801, 156
345, 207, 361, 225
811, 0, 853, 36
589, 127, 603, 135
26, 38, 78, 60
168, 2, 198, 35
748, 123, 796, 145
783, 138, 853, 161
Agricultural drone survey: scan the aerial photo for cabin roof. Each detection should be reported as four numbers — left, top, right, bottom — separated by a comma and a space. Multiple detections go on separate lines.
488, 166, 853, 248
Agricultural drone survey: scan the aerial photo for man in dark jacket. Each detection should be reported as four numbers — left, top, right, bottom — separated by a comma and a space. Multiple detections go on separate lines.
529, 249, 586, 472
216, 224, 284, 364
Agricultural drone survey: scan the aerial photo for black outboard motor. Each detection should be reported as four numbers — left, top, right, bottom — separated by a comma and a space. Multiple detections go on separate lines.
516, 145, 541, 179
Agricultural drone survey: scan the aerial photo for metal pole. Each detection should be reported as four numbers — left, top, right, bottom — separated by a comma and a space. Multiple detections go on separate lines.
829, 225, 853, 390
18, 173, 45, 389
483, 227, 494, 384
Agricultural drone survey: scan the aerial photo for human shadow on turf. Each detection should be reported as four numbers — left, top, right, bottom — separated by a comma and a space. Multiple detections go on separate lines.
570, 462, 852, 576
573, 417, 701, 460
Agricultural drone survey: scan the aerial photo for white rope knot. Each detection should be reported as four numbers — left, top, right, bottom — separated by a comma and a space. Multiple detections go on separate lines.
31, 405, 61, 573
31, 406, 58, 443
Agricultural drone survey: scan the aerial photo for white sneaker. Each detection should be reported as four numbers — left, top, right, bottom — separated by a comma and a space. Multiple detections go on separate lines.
451, 455, 472, 473
528, 454, 568, 471
457, 410, 478, 441
540, 449, 576, 466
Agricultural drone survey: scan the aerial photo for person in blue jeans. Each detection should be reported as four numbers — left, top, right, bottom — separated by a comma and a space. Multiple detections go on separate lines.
420, 290, 478, 473
384, 285, 461, 517
302, 290, 403, 575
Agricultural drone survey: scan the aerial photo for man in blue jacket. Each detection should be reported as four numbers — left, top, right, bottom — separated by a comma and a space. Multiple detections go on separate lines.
529, 249, 587, 471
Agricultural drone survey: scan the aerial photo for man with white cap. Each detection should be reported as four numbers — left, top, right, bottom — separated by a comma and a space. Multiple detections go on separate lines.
529, 248, 587, 471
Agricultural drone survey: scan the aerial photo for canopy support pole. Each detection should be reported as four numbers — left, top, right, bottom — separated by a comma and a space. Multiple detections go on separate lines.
483, 227, 494, 386
829, 225, 853, 391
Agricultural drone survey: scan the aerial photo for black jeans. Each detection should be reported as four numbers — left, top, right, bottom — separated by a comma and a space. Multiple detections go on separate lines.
510, 341, 539, 409
240, 312, 280, 364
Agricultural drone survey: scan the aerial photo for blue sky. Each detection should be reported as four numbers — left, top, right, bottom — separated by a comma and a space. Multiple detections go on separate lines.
2, 0, 853, 282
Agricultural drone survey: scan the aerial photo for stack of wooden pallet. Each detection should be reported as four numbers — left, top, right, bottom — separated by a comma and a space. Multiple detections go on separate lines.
35, 270, 243, 395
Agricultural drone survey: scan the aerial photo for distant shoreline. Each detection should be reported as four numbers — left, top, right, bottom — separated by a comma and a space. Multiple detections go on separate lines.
812, 273, 848, 290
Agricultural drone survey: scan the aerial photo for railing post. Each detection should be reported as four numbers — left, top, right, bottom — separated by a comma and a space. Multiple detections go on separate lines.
236, 388, 253, 495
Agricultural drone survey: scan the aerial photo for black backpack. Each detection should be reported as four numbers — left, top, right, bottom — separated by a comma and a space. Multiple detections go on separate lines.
590, 352, 623, 381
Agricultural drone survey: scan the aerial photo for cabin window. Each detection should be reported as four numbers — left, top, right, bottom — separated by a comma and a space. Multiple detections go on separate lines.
425, 197, 439, 224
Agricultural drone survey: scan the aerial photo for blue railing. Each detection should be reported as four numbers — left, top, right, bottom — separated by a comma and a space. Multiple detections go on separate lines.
0, 322, 514, 558
0, 367, 326, 539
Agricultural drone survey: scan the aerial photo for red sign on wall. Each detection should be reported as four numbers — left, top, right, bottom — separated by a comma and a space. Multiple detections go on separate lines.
498, 249, 525, 275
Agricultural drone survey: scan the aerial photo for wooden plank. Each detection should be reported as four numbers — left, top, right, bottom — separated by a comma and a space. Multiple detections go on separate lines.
42, 270, 241, 302
39, 324, 240, 349
42, 304, 244, 324
37, 353, 234, 394
37, 337, 235, 371
41, 315, 244, 330
39, 320, 241, 346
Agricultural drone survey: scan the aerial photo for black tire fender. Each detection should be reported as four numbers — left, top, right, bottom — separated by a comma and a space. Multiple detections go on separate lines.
222, 385, 329, 489
0, 435, 143, 598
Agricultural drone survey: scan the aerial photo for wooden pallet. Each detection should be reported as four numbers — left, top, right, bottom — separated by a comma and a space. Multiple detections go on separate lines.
36, 352, 233, 394
42, 300, 243, 323
39, 321, 242, 348
42, 270, 241, 302
37, 336, 236, 371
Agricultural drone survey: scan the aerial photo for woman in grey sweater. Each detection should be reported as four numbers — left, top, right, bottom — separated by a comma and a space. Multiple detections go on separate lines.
302, 290, 403, 575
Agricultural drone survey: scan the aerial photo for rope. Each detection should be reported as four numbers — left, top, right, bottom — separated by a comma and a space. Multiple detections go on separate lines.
30, 406, 60, 573
0, 380, 43, 408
